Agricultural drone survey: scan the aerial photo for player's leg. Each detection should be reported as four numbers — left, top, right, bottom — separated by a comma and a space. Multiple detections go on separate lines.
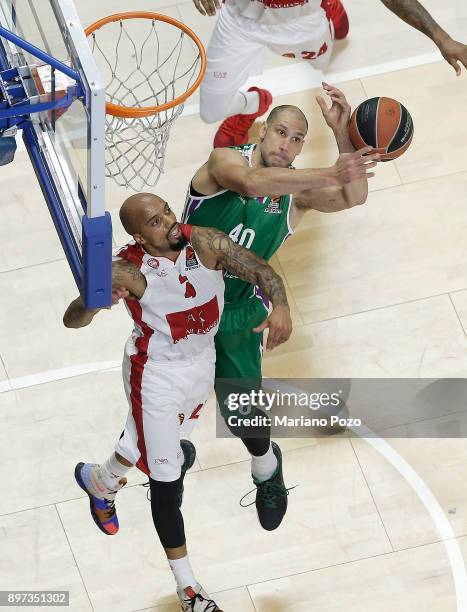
215, 300, 289, 530
200, 2, 268, 124
74, 353, 141, 535
144, 352, 221, 611
267, 10, 335, 72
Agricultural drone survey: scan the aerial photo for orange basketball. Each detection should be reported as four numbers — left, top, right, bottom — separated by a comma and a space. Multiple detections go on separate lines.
349, 97, 414, 161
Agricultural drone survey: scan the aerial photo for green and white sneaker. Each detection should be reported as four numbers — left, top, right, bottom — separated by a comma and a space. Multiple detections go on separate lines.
253, 441, 288, 531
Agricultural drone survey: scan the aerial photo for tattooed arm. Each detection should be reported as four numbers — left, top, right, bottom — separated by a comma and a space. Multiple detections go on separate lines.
63, 260, 146, 328
380, 0, 467, 75
191, 226, 292, 350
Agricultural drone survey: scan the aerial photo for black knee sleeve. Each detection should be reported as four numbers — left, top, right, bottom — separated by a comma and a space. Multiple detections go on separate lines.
149, 476, 185, 549
240, 430, 271, 457
216, 381, 271, 456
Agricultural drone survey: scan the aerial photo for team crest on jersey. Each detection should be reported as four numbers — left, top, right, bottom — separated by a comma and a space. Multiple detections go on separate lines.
264, 196, 282, 214
147, 257, 160, 269
178, 413, 185, 425
147, 256, 168, 277
185, 245, 200, 270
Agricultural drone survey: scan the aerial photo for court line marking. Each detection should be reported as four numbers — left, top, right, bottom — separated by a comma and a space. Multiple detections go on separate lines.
13, 50, 443, 154
359, 426, 467, 611
2, 366, 465, 608
0, 361, 120, 392
6, 44, 465, 607
181, 51, 443, 117
270, 379, 467, 610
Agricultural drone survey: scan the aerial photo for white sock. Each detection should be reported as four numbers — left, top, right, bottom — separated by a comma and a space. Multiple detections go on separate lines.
169, 555, 197, 590
242, 90, 260, 114
224, 90, 260, 117
96, 454, 131, 492
251, 443, 278, 482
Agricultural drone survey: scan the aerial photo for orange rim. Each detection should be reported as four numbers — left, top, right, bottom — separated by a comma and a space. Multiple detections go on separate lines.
85, 12, 206, 118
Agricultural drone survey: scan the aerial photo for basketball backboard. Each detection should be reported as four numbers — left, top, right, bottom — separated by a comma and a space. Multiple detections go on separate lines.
0, 0, 111, 308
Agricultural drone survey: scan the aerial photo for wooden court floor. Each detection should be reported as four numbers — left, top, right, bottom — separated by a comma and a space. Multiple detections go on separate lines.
1, 1, 467, 611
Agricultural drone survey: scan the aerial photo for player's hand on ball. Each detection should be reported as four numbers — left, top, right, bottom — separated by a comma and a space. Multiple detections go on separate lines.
332, 147, 380, 185
437, 35, 467, 76
193, 0, 221, 16
316, 82, 351, 134
253, 305, 292, 351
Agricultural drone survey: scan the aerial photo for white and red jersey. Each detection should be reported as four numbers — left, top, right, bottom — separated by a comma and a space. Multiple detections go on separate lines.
226, 0, 324, 25
115, 224, 224, 363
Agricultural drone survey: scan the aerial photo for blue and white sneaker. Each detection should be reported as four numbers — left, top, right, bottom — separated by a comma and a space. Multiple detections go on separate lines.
74, 462, 126, 535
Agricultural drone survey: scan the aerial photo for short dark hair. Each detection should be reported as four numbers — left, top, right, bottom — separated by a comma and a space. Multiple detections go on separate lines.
266, 105, 308, 133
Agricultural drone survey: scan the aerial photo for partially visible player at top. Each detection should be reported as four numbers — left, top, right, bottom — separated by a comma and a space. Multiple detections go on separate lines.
194, 0, 467, 148
64, 194, 291, 612
183, 84, 380, 531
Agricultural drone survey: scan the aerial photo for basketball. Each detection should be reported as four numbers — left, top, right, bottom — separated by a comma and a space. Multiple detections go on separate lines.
349, 97, 414, 161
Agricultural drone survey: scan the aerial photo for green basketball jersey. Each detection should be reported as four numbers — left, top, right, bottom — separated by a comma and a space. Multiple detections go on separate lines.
182, 144, 293, 303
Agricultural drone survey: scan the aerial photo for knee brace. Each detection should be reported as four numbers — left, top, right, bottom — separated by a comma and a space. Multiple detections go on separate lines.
149, 476, 185, 549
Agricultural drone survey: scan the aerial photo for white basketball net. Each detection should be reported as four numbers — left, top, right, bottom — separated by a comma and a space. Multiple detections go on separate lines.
89, 18, 202, 192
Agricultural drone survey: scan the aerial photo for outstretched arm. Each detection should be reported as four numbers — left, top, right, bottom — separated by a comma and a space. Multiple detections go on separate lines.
191, 226, 292, 350
290, 83, 380, 227
193, 144, 378, 199
63, 260, 146, 328
380, 0, 467, 75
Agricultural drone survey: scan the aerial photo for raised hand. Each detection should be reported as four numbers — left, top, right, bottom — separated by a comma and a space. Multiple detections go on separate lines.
316, 82, 351, 134
192, 0, 221, 16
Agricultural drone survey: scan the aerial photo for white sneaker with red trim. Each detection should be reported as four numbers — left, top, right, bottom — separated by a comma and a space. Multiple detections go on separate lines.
177, 583, 223, 611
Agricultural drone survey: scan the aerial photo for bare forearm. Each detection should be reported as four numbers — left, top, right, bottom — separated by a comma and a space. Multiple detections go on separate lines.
254, 263, 289, 308
244, 166, 336, 197
63, 296, 100, 328
193, 226, 289, 308
334, 131, 368, 206
380, 0, 448, 45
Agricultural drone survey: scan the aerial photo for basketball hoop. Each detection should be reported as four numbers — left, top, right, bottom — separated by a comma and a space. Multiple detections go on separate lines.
85, 12, 206, 191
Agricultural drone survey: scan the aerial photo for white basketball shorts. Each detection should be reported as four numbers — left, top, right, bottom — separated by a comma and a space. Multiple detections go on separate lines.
115, 345, 216, 481
200, 1, 334, 101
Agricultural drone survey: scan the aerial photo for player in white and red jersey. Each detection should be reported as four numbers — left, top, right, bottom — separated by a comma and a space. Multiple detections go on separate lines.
196, 0, 467, 148
64, 192, 291, 612
197, 0, 348, 147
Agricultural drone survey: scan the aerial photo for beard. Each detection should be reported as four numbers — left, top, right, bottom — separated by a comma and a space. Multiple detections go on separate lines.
169, 234, 188, 251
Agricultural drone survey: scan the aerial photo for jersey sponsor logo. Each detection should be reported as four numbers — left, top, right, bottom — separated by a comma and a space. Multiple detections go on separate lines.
166, 295, 220, 343
147, 257, 160, 269
185, 245, 200, 269
155, 457, 169, 464
214, 71, 227, 79
264, 196, 282, 214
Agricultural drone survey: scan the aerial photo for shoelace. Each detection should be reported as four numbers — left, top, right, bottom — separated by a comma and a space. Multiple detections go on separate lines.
240, 483, 297, 510
185, 591, 220, 611
103, 497, 116, 519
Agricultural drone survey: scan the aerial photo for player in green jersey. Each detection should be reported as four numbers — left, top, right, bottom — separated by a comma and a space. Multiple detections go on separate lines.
183, 83, 380, 531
